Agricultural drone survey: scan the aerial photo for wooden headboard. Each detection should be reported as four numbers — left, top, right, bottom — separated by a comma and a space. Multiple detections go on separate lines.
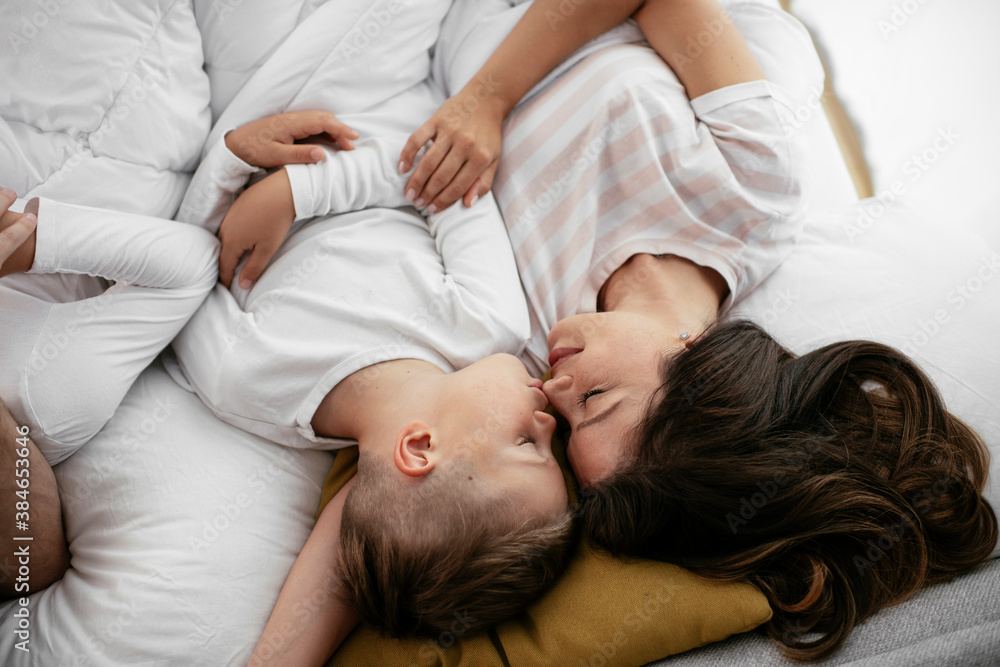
779, 0, 874, 198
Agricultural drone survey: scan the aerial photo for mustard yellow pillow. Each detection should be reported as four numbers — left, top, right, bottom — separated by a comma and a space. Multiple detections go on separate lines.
319, 447, 771, 666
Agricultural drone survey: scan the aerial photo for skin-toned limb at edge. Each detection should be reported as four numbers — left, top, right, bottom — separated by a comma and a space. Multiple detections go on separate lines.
0, 397, 70, 600
248, 479, 359, 667
0, 188, 37, 279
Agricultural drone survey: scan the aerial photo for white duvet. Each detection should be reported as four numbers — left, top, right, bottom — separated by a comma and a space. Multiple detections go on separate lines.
0, 1, 997, 665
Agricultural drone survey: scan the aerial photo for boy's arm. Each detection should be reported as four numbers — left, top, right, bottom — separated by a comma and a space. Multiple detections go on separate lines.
223, 133, 422, 290
426, 195, 531, 357
283, 135, 412, 221
176, 110, 357, 235
249, 478, 359, 667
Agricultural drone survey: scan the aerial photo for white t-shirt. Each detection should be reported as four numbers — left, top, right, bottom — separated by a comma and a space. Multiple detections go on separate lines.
170, 128, 529, 449
0, 200, 220, 464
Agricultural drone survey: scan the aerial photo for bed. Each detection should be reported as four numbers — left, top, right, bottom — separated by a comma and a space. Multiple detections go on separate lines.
0, 0, 997, 665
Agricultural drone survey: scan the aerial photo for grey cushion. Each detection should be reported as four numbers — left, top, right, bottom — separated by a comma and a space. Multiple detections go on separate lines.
652, 557, 1000, 666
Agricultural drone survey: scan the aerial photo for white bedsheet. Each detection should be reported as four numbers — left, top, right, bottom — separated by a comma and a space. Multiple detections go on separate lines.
2, 1, 996, 664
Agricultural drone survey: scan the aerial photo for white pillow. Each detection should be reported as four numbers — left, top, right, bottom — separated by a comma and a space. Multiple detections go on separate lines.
0, 361, 333, 665
0, 0, 210, 216
733, 199, 1000, 556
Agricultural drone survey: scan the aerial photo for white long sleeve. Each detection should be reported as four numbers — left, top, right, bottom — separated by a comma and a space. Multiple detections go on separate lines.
0, 199, 220, 464
284, 136, 410, 220
426, 193, 530, 344
283, 131, 528, 341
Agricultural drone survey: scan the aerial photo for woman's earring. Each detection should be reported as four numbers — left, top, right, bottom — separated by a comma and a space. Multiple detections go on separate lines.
679, 331, 690, 341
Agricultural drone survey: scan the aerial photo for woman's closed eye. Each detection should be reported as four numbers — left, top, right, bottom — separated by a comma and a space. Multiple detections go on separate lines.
578, 389, 604, 407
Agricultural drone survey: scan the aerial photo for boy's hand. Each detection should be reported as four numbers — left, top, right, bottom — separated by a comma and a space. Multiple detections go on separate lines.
398, 84, 506, 214
225, 110, 360, 169
218, 170, 295, 290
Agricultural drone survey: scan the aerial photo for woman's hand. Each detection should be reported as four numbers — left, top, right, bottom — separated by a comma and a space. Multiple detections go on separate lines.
217, 170, 296, 290
0, 188, 37, 278
225, 110, 360, 169
397, 84, 507, 213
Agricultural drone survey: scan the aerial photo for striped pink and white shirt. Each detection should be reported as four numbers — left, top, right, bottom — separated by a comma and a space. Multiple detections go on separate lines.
493, 43, 807, 375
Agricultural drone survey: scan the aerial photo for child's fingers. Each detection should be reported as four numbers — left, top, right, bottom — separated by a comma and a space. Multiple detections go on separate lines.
399, 122, 437, 176
218, 242, 245, 289
284, 111, 359, 144
238, 242, 280, 290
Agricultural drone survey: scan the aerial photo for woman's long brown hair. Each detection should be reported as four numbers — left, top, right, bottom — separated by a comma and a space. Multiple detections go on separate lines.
583, 320, 997, 661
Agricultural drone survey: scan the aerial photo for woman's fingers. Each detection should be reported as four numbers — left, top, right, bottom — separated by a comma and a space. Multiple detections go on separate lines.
427, 156, 491, 213
463, 171, 495, 208
399, 121, 438, 180
416, 144, 471, 210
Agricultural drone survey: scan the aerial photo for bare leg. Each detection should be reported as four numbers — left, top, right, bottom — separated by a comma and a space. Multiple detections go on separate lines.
0, 399, 70, 600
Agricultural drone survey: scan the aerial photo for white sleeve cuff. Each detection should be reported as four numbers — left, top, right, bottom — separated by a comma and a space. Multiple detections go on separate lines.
26, 198, 60, 275
214, 132, 261, 188
285, 163, 318, 222
690, 79, 796, 117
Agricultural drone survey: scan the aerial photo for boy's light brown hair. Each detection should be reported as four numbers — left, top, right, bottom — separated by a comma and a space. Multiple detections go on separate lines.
338, 453, 575, 637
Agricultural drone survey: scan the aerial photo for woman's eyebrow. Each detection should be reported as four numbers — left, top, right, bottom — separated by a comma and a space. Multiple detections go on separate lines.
578, 399, 624, 431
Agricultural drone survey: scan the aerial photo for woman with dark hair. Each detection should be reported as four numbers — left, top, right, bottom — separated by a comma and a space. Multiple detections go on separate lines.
575, 319, 997, 660
408, 0, 999, 660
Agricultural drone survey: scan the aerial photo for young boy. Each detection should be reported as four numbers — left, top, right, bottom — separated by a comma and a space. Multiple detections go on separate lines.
170, 82, 573, 643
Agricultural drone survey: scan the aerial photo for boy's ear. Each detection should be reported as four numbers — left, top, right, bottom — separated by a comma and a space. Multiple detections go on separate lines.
394, 420, 435, 477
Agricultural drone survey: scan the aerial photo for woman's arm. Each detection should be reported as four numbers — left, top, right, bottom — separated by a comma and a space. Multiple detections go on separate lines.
401, 0, 766, 213
248, 478, 358, 667
633, 0, 765, 98
399, 0, 646, 212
